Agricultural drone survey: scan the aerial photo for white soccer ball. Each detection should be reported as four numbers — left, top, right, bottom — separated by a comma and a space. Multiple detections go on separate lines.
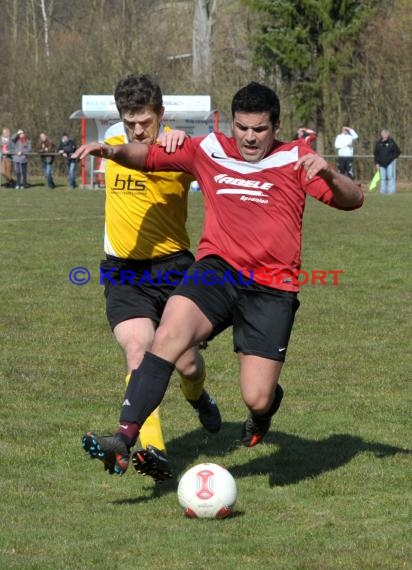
177, 463, 237, 519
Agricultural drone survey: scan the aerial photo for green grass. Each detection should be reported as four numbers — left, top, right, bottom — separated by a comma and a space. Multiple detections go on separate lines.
0, 182, 410, 569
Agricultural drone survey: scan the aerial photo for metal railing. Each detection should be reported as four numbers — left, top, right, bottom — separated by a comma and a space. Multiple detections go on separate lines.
0, 152, 74, 185
325, 155, 412, 183
2, 152, 411, 188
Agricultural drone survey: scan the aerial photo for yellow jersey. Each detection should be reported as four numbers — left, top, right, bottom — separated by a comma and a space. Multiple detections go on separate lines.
103, 122, 193, 260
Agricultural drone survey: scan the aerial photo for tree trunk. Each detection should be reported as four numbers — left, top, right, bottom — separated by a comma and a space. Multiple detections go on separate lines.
39, 0, 50, 65
192, 0, 217, 90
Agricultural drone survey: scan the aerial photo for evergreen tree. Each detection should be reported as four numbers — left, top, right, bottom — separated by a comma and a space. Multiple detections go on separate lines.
243, 0, 382, 149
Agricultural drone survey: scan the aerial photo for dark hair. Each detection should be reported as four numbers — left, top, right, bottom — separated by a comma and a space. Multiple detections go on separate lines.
114, 74, 163, 116
231, 82, 280, 127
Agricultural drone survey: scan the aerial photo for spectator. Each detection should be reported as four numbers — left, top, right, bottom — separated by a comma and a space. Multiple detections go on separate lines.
57, 133, 77, 189
373, 129, 401, 195
1, 127, 14, 187
293, 127, 316, 148
36, 132, 56, 189
11, 129, 31, 189
334, 126, 358, 179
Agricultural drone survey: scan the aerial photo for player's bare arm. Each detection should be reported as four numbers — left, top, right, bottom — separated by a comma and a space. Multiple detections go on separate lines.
72, 141, 149, 170
72, 129, 185, 167
72, 142, 104, 160
295, 152, 363, 208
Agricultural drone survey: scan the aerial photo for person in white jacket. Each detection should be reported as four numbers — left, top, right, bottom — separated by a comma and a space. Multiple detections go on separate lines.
334, 126, 358, 179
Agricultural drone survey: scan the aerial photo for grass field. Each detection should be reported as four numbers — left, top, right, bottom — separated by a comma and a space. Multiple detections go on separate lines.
0, 180, 410, 569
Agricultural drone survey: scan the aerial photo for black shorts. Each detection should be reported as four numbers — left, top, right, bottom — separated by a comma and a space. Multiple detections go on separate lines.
170, 256, 300, 361
101, 250, 195, 330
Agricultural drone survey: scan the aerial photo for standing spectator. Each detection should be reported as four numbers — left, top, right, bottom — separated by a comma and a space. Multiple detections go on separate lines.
1, 127, 14, 187
57, 133, 77, 189
334, 126, 358, 179
11, 129, 31, 189
36, 132, 56, 189
373, 129, 401, 195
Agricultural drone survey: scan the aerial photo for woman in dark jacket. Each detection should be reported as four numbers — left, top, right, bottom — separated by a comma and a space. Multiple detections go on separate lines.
373, 129, 401, 195
57, 133, 77, 189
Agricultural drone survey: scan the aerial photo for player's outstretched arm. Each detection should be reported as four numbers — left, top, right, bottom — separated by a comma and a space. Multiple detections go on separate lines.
72, 142, 103, 160
72, 141, 149, 170
294, 153, 363, 208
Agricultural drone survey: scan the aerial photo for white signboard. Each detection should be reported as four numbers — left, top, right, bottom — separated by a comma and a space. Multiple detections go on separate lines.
163, 95, 211, 112
82, 95, 118, 114
82, 94, 211, 113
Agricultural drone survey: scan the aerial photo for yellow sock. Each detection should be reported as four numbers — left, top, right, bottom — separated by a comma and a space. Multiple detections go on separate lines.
124, 373, 166, 452
138, 407, 166, 451
179, 358, 206, 401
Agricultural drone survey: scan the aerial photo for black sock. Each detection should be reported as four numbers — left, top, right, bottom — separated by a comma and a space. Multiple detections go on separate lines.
116, 424, 140, 449
119, 352, 175, 426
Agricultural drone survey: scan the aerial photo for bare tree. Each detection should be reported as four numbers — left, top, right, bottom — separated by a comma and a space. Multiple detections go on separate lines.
0, 0, 410, 182
39, 0, 50, 65
192, 0, 217, 89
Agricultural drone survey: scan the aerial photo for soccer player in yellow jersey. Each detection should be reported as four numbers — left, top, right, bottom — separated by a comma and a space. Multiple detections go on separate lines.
82, 74, 221, 481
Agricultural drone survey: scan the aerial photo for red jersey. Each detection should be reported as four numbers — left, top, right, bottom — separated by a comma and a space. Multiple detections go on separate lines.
146, 132, 363, 292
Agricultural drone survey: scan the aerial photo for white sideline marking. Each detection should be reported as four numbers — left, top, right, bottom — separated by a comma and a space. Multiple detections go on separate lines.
0, 215, 104, 223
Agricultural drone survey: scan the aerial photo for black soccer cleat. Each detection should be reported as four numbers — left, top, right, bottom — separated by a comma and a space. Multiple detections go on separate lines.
187, 390, 222, 433
131, 445, 172, 482
241, 384, 284, 447
82, 432, 130, 475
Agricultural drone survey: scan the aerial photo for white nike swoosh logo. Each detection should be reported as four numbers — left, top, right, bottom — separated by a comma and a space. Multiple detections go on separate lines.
278, 347, 286, 352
